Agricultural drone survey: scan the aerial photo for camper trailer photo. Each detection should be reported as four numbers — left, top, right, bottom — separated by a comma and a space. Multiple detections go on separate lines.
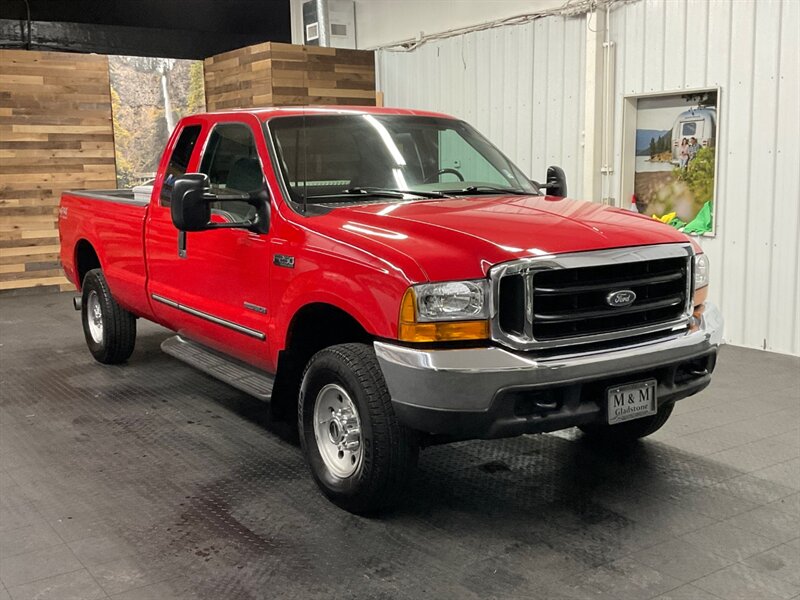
633, 90, 719, 235
671, 106, 717, 164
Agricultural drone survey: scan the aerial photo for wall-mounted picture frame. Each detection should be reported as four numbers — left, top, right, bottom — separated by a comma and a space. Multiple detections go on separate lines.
108, 55, 206, 189
619, 87, 721, 237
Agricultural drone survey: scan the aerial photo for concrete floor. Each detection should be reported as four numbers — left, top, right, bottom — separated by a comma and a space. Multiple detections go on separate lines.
1, 292, 798, 600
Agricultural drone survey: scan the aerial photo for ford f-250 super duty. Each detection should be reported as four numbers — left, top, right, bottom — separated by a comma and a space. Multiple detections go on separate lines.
59, 107, 723, 513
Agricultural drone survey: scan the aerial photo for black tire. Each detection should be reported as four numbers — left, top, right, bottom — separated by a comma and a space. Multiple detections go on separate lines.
298, 343, 418, 514
579, 402, 675, 444
81, 268, 136, 364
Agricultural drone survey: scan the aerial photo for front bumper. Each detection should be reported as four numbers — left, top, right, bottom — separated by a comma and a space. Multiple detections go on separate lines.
375, 302, 724, 440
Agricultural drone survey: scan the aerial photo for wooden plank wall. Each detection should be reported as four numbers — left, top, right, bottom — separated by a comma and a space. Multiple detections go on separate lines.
0, 50, 116, 294
0, 43, 373, 293
204, 42, 376, 111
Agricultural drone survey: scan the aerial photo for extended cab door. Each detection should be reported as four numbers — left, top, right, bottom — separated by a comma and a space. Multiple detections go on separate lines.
146, 116, 274, 372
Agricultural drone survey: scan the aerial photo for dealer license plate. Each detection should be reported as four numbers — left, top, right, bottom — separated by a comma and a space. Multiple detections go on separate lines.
606, 380, 657, 425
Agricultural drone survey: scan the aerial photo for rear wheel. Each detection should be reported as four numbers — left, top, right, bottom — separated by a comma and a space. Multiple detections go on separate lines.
298, 343, 418, 514
579, 402, 675, 444
81, 269, 136, 364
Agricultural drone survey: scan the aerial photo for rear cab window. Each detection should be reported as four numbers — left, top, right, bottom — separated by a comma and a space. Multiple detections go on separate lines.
160, 125, 202, 206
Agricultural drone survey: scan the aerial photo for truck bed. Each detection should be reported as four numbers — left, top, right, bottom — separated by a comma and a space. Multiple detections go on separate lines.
59, 189, 154, 319
67, 189, 149, 207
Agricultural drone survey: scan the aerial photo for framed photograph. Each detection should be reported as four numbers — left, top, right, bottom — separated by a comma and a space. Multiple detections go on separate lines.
108, 56, 206, 189
620, 88, 720, 237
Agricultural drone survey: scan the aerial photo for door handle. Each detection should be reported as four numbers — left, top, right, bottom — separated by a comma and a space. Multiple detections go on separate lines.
178, 231, 187, 258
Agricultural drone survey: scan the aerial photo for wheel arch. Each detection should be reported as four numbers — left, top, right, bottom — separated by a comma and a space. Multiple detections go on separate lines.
74, 239, 101, 289
270, 302, 374, 421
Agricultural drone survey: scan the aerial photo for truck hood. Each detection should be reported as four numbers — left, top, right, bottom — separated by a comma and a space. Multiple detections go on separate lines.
321, 195, 691, 282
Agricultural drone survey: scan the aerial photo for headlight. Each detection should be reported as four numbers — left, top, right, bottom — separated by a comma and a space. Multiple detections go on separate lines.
398, 280, 490, 342
694, 253, 709, 290
414, 280, 489, 322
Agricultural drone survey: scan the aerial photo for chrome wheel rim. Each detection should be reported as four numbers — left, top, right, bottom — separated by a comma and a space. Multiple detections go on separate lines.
313, 383, 362, 478
87, 290, 103, 344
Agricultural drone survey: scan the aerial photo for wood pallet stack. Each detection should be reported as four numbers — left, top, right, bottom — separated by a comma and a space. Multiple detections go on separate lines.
0, 50, 117, 294
204, 42, 376, 111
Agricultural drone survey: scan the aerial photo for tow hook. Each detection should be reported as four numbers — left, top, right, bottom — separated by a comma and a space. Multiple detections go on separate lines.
72, 296, 82, 311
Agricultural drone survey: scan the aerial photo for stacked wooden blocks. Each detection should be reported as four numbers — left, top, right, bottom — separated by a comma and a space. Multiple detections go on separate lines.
0, 50, 117, 294
204, 42, 376, 111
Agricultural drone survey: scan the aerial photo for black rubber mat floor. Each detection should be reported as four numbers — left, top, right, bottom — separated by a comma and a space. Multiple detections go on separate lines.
1, 292, 799, 600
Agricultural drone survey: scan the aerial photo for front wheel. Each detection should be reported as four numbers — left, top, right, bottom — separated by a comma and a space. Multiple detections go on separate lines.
579, 402, 675, 444
298, 343, 418, 514
81, 268, 136, 364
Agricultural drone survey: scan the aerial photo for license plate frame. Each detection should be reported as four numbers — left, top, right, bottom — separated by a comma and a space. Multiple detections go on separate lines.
606, 379, 658, 425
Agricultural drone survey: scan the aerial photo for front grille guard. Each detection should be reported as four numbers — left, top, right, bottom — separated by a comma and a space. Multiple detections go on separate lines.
488, 243, 696, 351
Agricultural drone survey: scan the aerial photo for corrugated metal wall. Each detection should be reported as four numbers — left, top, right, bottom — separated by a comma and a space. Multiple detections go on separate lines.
609, 0, 800, 355
377, 15, 588, 198
376, 0, 800, 355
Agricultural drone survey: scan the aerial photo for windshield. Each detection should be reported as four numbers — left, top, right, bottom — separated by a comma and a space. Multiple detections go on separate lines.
267, 114, 538, 205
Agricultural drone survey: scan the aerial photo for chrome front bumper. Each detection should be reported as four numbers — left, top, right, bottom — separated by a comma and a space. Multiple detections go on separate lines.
375, 302, 723, 438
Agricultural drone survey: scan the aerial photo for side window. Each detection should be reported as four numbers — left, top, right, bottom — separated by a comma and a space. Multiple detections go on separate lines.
199, 123, 264, 221
160, 125, 201, 206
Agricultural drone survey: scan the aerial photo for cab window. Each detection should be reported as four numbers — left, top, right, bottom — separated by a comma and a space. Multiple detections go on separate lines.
160, 125, 201, 206
199, 123, 265, 221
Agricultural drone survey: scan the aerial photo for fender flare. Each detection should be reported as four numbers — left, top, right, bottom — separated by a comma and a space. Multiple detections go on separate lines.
271, 270, 403, 356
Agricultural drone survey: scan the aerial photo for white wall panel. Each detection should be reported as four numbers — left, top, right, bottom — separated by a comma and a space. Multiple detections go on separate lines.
770, 0, 800, 355
353, 0, 567, 49
377, 15, 587, 197
376, 0, 799, 355
609, 0, 800, 355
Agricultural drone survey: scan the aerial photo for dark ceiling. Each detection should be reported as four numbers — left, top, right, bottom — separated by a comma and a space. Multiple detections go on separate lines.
0, 0, 292, 59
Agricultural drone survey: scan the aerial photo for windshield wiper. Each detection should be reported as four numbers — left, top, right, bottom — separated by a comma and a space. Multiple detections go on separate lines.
441, 185, 532, 196
306, 187, 450, 201
346, 187, 452, 199
306, 188, 406, 201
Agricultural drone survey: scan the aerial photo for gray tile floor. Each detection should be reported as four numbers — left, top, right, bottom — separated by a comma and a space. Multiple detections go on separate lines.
1, 291, 798, 600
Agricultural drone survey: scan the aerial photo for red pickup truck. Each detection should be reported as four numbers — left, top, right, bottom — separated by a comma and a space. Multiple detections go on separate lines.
59, 107, 723, 513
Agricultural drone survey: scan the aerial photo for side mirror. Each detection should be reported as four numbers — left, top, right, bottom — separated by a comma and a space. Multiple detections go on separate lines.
170, 173, 270, 234
248, 188, 271, 235
171, 174, 211, 231
543, 166, 567, 197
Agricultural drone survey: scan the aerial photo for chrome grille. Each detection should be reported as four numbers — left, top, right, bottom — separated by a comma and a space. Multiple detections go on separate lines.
490, 244, 695, 350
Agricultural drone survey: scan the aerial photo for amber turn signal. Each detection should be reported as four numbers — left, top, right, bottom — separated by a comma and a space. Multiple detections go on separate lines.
689, 286, 709, 332
397, 289, 490, 342
693, 285, 708, 308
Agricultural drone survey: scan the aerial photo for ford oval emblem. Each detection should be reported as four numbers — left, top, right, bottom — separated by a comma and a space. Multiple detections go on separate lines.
606, 289, 636, 307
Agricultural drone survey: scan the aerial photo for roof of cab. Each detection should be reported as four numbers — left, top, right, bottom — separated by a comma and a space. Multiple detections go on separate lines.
200, 105, 457, 121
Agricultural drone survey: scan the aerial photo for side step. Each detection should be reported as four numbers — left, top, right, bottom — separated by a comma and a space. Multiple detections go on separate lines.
161, 335, 274, 401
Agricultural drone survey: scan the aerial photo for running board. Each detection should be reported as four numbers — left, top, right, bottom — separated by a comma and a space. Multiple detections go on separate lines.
161, 336, 274, 401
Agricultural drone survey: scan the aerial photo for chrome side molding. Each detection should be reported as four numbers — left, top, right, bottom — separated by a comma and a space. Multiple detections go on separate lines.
151, 294, 266, 340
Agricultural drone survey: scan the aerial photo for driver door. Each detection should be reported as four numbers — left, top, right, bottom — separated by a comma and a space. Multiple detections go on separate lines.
146, 118, 273, 371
